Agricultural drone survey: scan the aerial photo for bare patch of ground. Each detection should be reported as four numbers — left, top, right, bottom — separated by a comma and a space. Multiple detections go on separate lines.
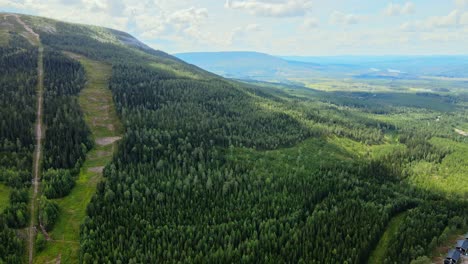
95, 136, 121, 146
40, 224, 51, 241
55, 254, 61, 264
4, 14, 40, 45
455, 128, 468, 136
462, 256, 468, 264
88, 166, 104, 173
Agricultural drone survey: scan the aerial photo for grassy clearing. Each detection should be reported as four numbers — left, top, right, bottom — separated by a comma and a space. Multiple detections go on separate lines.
0, 183, 11, 213
228, 134, 407, 183
302, 79, 394, 93
2, 15, 40, 46
0, 30, 9, 46
34, 54, 122, 264
409, 137, 468, 198
228, 136, 362, 177
367, 212, 408, 264
150, 62, 203, 80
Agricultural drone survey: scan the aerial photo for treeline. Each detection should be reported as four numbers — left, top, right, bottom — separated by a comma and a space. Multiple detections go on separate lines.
0, 33, 36, 264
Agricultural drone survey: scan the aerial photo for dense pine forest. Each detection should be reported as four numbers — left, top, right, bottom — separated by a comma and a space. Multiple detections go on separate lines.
0, 32, 37, 263
0, 13, 467, 264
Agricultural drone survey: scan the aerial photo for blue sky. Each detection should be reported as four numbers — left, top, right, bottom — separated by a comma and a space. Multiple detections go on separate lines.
1, 0, 468, 55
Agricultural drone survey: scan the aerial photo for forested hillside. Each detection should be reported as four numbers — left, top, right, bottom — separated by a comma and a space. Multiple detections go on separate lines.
0, 13, 467, 264
0, 29, 37, 263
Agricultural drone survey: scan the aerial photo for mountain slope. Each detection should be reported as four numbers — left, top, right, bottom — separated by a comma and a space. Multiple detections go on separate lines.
0, 13, 466, 264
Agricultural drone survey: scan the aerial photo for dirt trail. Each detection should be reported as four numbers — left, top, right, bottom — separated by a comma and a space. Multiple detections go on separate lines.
40, 223, 51, 241
4, 14, 40, 45
15, 14, 44, 264
12, 14, 39, 40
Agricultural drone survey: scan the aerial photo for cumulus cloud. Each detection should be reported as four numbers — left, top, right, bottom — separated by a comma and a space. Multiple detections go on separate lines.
385, 2, 415, 16
224, 0, 313, 17
330, 11, 360, 25
137, 7, 209, 41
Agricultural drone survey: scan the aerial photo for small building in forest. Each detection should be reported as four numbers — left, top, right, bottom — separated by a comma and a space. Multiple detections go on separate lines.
456, 239, 468, 255
444, 249, 460, 264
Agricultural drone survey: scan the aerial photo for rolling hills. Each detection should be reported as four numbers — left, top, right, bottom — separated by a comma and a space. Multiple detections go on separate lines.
0, 13, 467, 264
176, 51, 468, 84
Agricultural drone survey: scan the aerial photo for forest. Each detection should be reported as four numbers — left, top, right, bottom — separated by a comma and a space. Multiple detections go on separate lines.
0, 14, 467, 264
0, 33, 36, 263
78, 60, 468, 263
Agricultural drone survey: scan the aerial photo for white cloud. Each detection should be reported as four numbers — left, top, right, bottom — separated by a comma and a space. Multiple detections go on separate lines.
420, 31, 465, 42
137, 7, 210, 44
385, 2, 415, 16
302, 17, 319, 29
455, 0, 468, 8
330, 11, 360, 25
0, 0, 131, 29
460, 11, 468, 24
428, 10, 460, 27
245, 23, 262, 31
401, 10, 461, 31
229, 23, 262, 44
138, 6, 237, 51
224, 0, 313, 17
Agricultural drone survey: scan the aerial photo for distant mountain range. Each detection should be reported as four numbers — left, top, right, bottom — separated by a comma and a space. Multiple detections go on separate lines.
175, 52, 468, 82
175, 51, 324, 82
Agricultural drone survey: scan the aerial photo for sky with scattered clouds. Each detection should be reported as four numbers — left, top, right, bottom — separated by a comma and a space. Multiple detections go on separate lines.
1, 0, 468, 55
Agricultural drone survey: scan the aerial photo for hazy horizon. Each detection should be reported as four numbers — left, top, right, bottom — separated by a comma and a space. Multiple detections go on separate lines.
175, 51, 468, 57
